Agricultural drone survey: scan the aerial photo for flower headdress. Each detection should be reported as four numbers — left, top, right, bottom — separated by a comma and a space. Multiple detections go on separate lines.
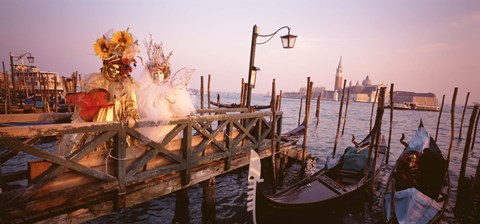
143, 34, 173, 83
93, 28, 139, 82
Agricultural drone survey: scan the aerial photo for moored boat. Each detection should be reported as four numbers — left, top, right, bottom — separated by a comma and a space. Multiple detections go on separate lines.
258, 123, 386, 221
209, 101, 271, 110
383, 121, 449, 224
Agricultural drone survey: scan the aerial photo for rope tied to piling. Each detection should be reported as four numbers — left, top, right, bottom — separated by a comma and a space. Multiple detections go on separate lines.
105, 147, 127, 173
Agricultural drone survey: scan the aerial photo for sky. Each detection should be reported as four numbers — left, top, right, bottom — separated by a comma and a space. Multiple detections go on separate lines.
1, 0, 479, 103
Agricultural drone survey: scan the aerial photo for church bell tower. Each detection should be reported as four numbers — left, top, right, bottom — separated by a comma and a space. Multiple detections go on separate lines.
334, 56, 343, 91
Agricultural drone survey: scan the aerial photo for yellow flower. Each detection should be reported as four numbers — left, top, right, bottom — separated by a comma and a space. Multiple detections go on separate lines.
93, 38, 111, 59
111, 30, 133, 47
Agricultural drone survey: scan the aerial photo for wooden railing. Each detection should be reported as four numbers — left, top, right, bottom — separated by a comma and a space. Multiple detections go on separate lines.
0, 109, 282, 223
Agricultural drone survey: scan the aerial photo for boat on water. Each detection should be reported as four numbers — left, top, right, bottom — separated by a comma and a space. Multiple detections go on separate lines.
209, 101, 271, 110
280, 121, 305, 144
258, 123, 386, 220
386, 103, 411, 110
383, 121, 449, 224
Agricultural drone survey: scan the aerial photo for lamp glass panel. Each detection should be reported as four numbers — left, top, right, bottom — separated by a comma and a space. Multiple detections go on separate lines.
250, 70, 256, 87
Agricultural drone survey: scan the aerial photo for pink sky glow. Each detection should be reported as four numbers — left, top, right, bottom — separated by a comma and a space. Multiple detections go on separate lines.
1, 0, 479, 103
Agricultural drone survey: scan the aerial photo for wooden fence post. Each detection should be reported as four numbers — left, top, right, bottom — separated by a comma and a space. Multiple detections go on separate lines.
113, 122, 127, 209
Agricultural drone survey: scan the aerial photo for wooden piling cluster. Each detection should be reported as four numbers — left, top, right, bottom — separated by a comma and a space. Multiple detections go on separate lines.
0, 69, 80, 114
0, 108, 305, 223
301, 77, 313, 166
456, 104, 480, 222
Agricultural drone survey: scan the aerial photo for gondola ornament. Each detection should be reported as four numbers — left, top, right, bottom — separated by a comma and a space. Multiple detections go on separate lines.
247, 150, 263, 224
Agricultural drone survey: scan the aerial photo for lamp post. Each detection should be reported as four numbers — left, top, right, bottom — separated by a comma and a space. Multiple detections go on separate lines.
10, 52, 34, 104
246, 25, 297, 109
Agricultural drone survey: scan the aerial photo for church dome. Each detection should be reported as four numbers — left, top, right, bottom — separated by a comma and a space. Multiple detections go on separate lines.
362, 75, 372, 86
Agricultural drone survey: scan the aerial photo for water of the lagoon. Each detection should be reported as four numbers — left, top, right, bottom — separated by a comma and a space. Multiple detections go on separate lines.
71, 93, 477, 223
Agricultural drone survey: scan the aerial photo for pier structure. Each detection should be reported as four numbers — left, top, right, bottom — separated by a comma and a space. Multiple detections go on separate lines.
0, 108, 303, 223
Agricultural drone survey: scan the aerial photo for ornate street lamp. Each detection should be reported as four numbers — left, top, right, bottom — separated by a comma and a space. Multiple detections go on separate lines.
246, 25, 296, 109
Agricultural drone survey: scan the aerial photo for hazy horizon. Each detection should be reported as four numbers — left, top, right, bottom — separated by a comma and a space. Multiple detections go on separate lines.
1, 0, 479, 103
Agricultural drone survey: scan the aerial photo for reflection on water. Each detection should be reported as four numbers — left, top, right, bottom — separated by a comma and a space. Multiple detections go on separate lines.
79, 94, 478, 223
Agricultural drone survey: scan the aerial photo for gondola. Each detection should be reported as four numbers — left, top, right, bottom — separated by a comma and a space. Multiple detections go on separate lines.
280, 122, 305, 144
383, 121, 449, 224
258, 123, 386, 219
209, 101, 271, 110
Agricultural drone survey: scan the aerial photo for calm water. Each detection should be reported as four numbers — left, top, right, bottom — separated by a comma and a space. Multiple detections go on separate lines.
82, 93, 479, 223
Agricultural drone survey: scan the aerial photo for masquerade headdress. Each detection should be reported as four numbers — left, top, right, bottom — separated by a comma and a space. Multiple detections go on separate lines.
143, 34, 173, 83
93, 28, 139, 82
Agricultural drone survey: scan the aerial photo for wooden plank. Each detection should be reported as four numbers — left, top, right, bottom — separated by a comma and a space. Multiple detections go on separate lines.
232, 118, 257, 146
0, 121, 121, 138
126, 124, 186, 176
26, 143, 149, 196
1, 138, 116, 185
0, 112, 71, 123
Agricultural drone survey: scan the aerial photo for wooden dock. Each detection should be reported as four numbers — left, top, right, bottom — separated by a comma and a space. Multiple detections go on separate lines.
0, 108, 304, 223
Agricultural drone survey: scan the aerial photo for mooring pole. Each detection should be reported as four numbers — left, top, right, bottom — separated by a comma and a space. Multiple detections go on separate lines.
2, 61, 8, 114
341, 81, 351, 136
370, 88, 378, 132
315, 95, 321, 127
333, 79, 347, 155
435, 94, 446, 141
240, 78, 245, 107
270, 79, 277, 191
459, 92, 470, 139
200, 75, 204, 109
277, 90, 282, 111
447, 87, 458, 171
173, 188, 190, 224
387, 83, 394, 163
459, 106, 479, 183
207, 74, 211, 109
202, 178, 216, 224
301, 78, 312, 168
298, 97, 303, 126
217, 94, 220, 108
54, 75, 58, 112
472, 111, 480, 150
371, 87, 385, 192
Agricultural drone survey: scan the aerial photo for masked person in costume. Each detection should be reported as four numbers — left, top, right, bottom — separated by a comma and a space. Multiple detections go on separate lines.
136, 35, 195, 143
55, 29, 140, 156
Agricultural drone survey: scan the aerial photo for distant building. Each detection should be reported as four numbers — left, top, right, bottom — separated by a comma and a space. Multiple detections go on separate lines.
393, 91, 439, 110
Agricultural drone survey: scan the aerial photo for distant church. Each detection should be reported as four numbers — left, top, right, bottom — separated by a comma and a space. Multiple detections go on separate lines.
323, 56, 385, 102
